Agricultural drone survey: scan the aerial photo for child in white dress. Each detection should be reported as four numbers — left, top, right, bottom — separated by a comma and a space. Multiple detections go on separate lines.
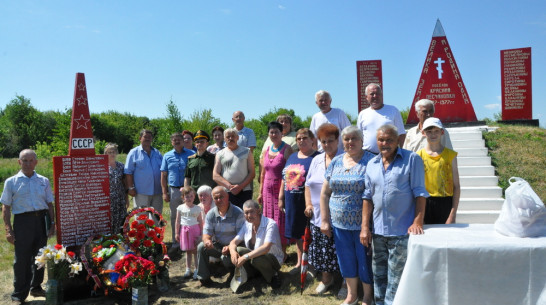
175, 186, 203, 279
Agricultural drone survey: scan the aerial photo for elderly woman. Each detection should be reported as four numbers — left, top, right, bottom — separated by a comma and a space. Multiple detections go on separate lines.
182, 130, 197, 152
105, 143, 128, 234
262, 114, 298, 152
207, 126, 226, 154
279, 128, 319, 270
184, 130, 217, 203
320, 126, 374, 305
196, 185, 215, 221
304, 124, 342, 294
258, 122, 293, 251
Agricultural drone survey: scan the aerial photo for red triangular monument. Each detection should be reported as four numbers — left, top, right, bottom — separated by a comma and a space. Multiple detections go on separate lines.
69, 73, 95, 155
407, 19, 477, 124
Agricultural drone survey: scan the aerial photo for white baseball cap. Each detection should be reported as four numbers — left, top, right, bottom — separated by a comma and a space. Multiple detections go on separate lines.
422, 117, 444, 130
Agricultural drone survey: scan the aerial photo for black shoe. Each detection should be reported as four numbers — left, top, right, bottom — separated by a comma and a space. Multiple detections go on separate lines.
270, 274, 282, 289
199, 278, 213, 287
30, 287, 45, 297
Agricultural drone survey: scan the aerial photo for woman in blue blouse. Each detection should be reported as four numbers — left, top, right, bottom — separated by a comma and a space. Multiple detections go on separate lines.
320, 125, 374, 305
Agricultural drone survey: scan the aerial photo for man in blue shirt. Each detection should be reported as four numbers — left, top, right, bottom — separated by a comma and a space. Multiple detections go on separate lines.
361, 124, 428, 305
125, 129, 163, 213
232, 111, 256, 153
1, 149, 55, 304
161, 132, 195, 250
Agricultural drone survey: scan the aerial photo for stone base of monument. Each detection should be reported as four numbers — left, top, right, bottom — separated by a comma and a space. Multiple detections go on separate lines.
497, 119, 540, 127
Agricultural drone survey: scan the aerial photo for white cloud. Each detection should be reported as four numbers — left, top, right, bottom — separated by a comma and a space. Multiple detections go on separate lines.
484, 103, 501, 110
278, 5, 286, 10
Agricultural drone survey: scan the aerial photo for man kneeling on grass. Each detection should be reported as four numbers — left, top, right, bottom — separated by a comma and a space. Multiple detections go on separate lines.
228, 200, 283, 291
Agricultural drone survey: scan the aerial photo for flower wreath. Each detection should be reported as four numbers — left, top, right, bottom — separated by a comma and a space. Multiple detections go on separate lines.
122, 207, 168, 259
80, 233, 125, 291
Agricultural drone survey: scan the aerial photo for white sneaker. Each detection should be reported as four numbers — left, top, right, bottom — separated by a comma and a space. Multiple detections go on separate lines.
315, 279, 333, 294
193, 269, 198, 280
183, 269, 192, 278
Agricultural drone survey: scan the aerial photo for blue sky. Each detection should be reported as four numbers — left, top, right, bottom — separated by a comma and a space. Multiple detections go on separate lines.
1, 1, 545, 127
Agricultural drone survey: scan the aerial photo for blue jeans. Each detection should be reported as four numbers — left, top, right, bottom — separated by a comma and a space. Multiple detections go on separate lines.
372, 234, 409, 305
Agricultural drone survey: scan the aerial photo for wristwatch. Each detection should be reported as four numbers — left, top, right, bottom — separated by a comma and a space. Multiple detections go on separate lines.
244, 254, 250, 260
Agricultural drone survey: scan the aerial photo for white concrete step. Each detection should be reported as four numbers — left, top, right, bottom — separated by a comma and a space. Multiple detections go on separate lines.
455, 148, 488, 157
457, 156, 491, 166
458, 198, 505, 210
457, 210, 500, 224
459, 176, 499, 187
458, 166, 495, 176
461, 186, 503, 198
452, 139, 485, 148
449, 131, 483, 141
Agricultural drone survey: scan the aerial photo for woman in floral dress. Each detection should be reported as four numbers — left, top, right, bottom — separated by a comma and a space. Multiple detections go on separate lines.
105, 143, 128, 234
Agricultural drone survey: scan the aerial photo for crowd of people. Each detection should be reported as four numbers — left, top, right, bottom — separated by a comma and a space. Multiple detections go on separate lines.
2, 83, 461, 305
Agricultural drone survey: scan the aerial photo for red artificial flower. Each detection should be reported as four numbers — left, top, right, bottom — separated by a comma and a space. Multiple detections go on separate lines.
138, 214, 147, 220
147, 230, 156, 238
131, 240, 140, 248
54, 244, 63, 250
110, 244, 115, 248
96, 257, 104, 263
131, 220, 139, 229
67, 251, 75, 258
154, 227, 162, 233
145, 219, 155, 226
136, 224, 146, 232
128, 230, 137, 238
142, 240, 152, 247
136, 232, 145, 240
153, 236, 162, 244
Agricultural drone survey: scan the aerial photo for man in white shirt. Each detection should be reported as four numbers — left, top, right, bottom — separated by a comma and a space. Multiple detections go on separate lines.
357, 83, 406, 154
309, 90, 351, 151
403, 99, 453, 152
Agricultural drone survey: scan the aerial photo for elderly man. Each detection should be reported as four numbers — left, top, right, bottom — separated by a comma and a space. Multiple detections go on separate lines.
161, 132, 195, 251
1, 149, 55, 304
228, 200, 283, 290
309, 90, 351, 151
213, 128, 255, 208
196, 186, 245, 286
361, 124, 429, 305
125, 129, 163, 213
403, 99, 453, 152
357, 83, 406, 154
232, 111, 256, 153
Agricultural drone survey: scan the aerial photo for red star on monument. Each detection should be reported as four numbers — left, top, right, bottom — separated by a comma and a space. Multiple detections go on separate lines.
78, 83, 86, 91
74, 114, 90, 129
76, 95, 88, 106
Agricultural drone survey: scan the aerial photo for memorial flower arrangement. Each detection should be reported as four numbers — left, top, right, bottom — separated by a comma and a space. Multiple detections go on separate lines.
35, 244, 82, 280
124, 207, 168, 259
114, 254, 158, 289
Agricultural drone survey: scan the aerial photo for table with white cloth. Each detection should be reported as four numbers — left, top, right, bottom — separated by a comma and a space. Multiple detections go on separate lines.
392, 224, 546, 305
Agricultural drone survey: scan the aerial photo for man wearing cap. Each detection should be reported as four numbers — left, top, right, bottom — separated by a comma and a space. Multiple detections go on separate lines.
357, 83, 406, 154
161, 132, 195, 251
228, 200, 283, 291
185, 130, 217, 201
2, 149, 56, 304
403, 99, 453, 152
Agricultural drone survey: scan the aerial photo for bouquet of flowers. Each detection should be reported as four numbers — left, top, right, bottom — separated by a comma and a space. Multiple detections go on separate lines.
123, 208, 167, 258
114, 254, 158, 289
35, 244, 82, 280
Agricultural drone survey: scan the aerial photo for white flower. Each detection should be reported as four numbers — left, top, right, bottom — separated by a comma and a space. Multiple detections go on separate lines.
70, 262, 82, 275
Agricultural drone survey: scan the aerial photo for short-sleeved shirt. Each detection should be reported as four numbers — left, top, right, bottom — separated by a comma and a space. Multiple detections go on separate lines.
309, 108, 351, 151
161, 148, 194, 187
124, 145, 163, 195
363, 148, 429, 236
234, 215, 284, 265
203, 204, 245, 245
262, 131, 298, 153
326, 152, 374, 230
357, 104, 406, 154
177, 204, 202, 227
0, 171, 54, 214
237, 127, 257, 148
417, 148, 458, 197
403, 125, 453, 152
304, 150, 343, 227
216, 146, 252, 192
184, 151, 217, 191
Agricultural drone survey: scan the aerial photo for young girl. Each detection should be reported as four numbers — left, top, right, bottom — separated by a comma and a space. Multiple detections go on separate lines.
175, 186, 203, 279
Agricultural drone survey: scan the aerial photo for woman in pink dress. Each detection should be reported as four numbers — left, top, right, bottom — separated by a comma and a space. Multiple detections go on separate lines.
257, 121, 293, 254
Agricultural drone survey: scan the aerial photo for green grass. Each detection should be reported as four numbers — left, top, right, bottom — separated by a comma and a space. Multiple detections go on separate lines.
483, 124, 546, 203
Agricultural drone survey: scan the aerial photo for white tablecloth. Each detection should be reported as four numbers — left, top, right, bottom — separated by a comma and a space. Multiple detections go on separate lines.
393, 224, 546, 305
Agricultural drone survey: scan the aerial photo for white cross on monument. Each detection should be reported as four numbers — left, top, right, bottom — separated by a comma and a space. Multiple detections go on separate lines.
434, 57, 445, 79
